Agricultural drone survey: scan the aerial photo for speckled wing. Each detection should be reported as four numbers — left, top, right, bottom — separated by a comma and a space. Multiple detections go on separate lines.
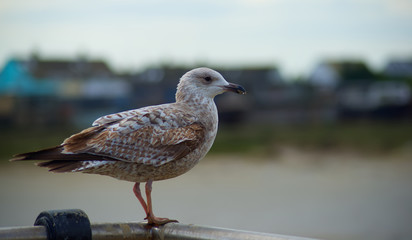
62, 105, 205, 167
92, 108, 147, 127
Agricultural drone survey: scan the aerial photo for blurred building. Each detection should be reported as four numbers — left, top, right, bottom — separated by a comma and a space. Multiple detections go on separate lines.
0, 56, 131, 126
308, 60, 375, 90
1, 56, 411, 127
219, 67, 335, 124
384, 59, 412, 78
309, 60, 412, 119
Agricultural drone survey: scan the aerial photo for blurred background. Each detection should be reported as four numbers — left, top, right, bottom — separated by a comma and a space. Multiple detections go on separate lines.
1, 1, 412, 240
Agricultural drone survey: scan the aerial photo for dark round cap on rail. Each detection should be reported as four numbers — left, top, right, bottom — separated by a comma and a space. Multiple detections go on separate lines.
34, 209, 91, 240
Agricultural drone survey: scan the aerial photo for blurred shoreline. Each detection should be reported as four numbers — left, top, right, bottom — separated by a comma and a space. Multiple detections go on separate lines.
2, 121, 412, 164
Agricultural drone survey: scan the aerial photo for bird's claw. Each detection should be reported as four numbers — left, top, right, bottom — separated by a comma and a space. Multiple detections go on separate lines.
145, 214, 178, 226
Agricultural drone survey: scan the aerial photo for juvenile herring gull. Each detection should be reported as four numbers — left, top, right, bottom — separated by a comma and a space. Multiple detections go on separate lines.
11, 67, 246, 226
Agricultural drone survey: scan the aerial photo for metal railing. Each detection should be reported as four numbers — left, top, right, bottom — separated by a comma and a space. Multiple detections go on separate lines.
0, 209, 320, 240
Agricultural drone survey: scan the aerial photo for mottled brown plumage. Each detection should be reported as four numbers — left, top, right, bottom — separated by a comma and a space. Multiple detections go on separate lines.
11, 67, 246, 225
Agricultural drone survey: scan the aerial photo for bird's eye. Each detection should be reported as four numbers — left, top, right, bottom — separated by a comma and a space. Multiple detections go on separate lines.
204, 76, 212, 82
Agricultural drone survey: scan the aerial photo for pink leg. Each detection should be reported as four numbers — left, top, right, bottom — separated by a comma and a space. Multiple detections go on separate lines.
133, 182, 149, 218
145, 179, 178, 226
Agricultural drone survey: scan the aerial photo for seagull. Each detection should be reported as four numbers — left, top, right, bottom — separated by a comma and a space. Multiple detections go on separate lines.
11, 67, 246, 226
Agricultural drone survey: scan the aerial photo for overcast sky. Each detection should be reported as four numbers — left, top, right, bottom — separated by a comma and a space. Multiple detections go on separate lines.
1, 0, 412, 77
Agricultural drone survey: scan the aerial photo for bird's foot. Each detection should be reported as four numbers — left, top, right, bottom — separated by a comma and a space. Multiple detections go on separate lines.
145, 214, 178, 226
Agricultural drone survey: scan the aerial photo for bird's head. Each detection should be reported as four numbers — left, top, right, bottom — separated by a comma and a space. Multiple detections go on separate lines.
176, 67, 246, 102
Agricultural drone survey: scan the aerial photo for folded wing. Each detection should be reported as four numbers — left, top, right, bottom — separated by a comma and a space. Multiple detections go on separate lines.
12, 105, 205, 170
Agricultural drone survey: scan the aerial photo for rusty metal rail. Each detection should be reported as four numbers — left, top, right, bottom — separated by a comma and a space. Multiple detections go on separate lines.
0, 209, 320, 240
0, 223, 319, 240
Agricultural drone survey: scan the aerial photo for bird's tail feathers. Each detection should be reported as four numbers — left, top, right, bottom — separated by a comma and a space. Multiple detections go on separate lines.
36, 160, 84, 173
10, 146, 65, 161
10, 146, 117, 173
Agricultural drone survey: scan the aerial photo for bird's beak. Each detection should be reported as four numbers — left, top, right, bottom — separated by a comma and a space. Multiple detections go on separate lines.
222, 82, 247, 95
